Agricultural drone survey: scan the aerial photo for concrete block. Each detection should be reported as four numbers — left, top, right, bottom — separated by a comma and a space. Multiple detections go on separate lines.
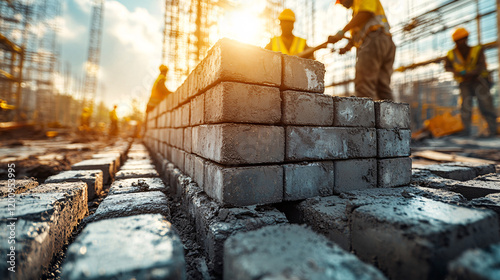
415, 164, 477, 181
283, 161, 334, 201
123, 159, 153, 166
205, 82, 281, 124
171, 148, 185, 171
169, 168, 182, 197
351, 196, 499, 280
115, 169, 159, 180
194, 156, 206, 189
332, 96, 375, 127
72, 158, 115, 184
191, 94, 204, 126
281, 90, 333, 126
477, 173, 500, 182
45, 169, 103, 200
204, 162, 283, 207
375, 101, 411, 129
0, 183, 87, 280
334, 159, 377, 193
448, 244, 500, 280
282, 55, 325, 93
193, 38, 282, 95
92, 152, 121, 173
127, 151, 151, 161
442, 162, 496, 178
119, 164, 156, 170
377, 129, 411, 158
92, 191, 170, 222
378, 157, 412, 187
0, 178, 38, 197
224, 224, 386, 280
451, 180, 500, 200
61, 214, 186, 280
173, 128, 184, 149
108, 178, 167, 195
196, 124, 284, 165
184, 153, 195, 178
184, 127, 192, 153
180, 102, 190, 127
292, 196, 350, 251
286, 127, 376, 161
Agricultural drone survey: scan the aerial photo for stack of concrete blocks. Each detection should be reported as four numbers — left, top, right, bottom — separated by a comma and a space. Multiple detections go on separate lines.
144, 38, 412, 207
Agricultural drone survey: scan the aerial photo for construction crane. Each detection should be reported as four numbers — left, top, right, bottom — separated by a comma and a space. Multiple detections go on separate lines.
83, 0, 104, 110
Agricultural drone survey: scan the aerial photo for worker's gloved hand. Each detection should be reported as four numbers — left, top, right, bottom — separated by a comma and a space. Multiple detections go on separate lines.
328, 30, 345, 44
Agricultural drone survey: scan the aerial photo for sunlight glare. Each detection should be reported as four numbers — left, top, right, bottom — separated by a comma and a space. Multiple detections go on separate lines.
219, 8, 265, 46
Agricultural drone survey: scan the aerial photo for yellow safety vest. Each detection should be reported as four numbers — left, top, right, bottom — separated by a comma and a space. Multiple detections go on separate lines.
447, 45, 489, 83
271, 36, 306, 56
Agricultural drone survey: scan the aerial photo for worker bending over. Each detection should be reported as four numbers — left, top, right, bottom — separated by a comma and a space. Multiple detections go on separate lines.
109, 105, 119, 137
265, 9, 314, 59
328, 0, 395, 100
147, 64, 172, 113
444, 27, 497, 137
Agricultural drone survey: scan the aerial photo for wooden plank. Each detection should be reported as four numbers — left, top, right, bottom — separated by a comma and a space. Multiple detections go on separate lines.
412, 150, 496, 164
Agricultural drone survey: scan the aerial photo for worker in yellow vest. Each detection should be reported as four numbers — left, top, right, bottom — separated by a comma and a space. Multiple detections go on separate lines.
147, 64, 172, 113
265, 9, 314, 59
444, 27, 497, 137
109, 105, 119, 137
328, 0, 395, 101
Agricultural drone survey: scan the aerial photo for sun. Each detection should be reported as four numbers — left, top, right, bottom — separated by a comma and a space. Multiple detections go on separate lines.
219, 7, 266, 46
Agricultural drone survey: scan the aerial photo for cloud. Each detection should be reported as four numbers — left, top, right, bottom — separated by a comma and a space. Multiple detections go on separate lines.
56, 16, 86, 41
74, 0, 92, 14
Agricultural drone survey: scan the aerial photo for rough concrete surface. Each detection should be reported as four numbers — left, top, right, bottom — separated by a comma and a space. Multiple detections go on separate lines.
378, 157, 412, 187
283, 161, 334, 201
204, 162, 283, 207
350, 196, 499, 280
71, 158, 115, 184
282, 55, 326, 93
61, 214, 186, 280
92, 191, 170, 221
205, 81, 281, 124
286, 126, 377, 161
92, 153, 121, 173
377, 129, 411, 158
45, 169, 103, 200
448, 243, 500, 280
224, 224, 386, 280
375, 101, 410, 129
0, 178, 38, 197
282, 90, 333, 126
332, 96, 375, 127
108, 177, 167, 195
415, 164, 478, 181
450, 180, 500, 200
190, 94, 205, 126
334, 159, 377, 193
114, 168, 159, 180
119, 164, 156, 170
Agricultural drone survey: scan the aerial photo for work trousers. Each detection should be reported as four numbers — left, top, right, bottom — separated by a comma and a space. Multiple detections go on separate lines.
355, 30, 396, 100
460, 78, 497, 136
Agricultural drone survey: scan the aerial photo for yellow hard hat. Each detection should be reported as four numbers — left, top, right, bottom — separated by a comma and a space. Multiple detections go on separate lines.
452, 28, 469, 41
159, 64, 169, 72
278, 9, 295, 22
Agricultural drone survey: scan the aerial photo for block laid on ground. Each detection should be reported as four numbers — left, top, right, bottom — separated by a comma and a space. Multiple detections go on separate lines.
414, 164, 478, 181
440, 162, 496, 179
0, 178, 38, 197
0, 183, 87, 280
119, 164, 156, 170
332, 96, 375, 127
204, 162, 283, 207
127, 151, 151, 160
61, 214, 186, 280
282, 54, 326, 93
205, 81, 281, 124
477, 173, 500, 182
411, 169, 459, 190
448, 243, 500, 280
375, 100, 410, 129
108, 178, 167, 195
92, 152, 121, 172
378, 157, 412, 187
291, 196, 350, 251
115, 168, 159, 180
448, 180, 500, 200
350, 196, 499, 280
283, 161, 334, 201
224, 224, 386, 280
45, 170, 103, 200
188, 189, 288, 274
193, 124, 284, 165
72, 158, 115, 184
334, 159, 377, 193
286, 126, 376, 161
281, 90, 333, 126
191, 38, 282, 95
377, 129, 411, 158
92, 191, 170, 221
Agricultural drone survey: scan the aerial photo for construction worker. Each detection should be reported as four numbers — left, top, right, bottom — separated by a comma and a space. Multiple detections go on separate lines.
79, 107, 91, 132
328, 0, 395, 101
109, 105, 119, 137
444, 27, 497, 137
147, 64, 171, 113
265, 9, 314, 59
